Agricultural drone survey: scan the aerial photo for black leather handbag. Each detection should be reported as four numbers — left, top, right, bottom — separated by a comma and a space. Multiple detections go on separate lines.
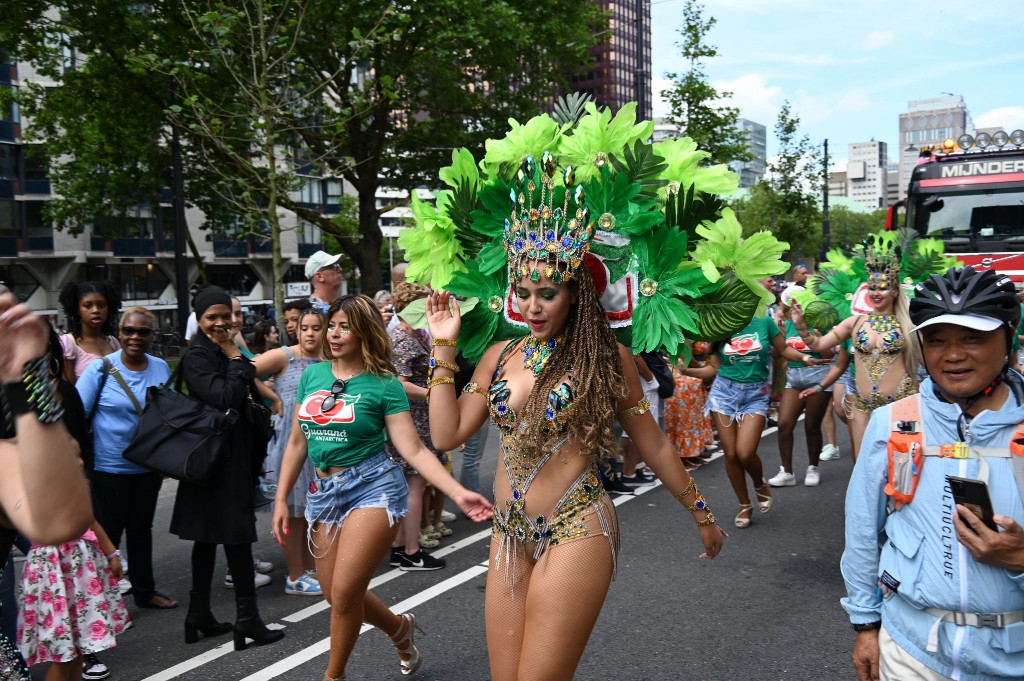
122, 364, 240, 485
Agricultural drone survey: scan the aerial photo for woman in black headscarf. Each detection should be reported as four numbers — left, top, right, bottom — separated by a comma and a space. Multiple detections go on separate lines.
170, 286, 283, 651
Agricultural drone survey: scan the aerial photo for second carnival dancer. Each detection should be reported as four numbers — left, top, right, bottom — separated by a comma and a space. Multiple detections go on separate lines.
404, 100, 792, 679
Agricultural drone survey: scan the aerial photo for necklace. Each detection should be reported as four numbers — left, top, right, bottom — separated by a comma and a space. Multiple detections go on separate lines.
866, 314, 897, 334
332, 361, 363, 380
521, 335, 563, 376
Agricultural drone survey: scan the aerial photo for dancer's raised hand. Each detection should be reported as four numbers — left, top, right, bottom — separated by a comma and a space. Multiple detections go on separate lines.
426, 290, 461, 343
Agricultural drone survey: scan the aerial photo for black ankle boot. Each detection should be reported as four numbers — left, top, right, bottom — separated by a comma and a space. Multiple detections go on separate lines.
184, 590, 233, 644
233, 595, 284, 651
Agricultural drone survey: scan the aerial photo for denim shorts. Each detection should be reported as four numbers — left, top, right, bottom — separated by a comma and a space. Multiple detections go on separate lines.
304, 451, 409, 533
705, 376, 770, 418
840, 372, 856, 393
785, 364, 832, 392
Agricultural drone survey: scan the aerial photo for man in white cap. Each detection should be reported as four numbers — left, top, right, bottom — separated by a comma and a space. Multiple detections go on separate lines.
304, 250, 343, 314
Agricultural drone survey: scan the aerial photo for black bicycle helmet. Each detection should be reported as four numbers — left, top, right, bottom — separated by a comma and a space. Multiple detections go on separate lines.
910, 266, 1020, 333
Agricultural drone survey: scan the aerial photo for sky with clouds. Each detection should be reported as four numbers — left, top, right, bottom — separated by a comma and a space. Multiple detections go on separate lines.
650, 0, 1024, 169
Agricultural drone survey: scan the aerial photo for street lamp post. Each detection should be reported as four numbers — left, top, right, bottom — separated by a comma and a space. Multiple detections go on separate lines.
820, 138, 830, 263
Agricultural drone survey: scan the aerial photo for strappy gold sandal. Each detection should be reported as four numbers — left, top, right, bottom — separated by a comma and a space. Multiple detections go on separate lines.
735, 503, 753, 528
390, 612, 424, 676
755, 482, 773, 513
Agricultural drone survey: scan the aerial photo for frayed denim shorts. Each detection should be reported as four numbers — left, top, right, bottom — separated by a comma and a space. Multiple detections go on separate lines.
784, 364, 832, 391
705, 376, 770, 419
304, 451, 409, 536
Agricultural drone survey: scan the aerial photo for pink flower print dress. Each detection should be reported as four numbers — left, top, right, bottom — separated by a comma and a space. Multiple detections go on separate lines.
17, 530, 129, 665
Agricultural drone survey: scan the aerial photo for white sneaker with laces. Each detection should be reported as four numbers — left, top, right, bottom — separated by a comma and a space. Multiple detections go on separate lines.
253, 556, 274, 574
767, 467, 797, 487
819, 444, 840, 461
805, 465, 821, 487
439, 510, 456, 523
285, 570, 322, 596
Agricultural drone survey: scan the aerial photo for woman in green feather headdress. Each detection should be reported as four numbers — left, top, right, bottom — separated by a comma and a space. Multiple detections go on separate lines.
403, 98, 796, 679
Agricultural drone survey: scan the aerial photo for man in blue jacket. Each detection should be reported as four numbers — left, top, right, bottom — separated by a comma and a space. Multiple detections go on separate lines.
842, 267, 1024, 681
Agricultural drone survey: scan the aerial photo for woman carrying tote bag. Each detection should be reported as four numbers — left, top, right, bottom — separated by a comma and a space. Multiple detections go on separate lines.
169, 286, 283, 651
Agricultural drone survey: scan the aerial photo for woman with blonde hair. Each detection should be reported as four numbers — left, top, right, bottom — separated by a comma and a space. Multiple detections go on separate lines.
271, 294, 491, 681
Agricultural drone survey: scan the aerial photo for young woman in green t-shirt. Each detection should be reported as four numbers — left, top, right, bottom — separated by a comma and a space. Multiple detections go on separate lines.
271, 294, 492, 681
683, 312, 826, 529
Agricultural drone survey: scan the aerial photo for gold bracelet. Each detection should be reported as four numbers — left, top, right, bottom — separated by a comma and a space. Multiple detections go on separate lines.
428, 357, 459, 374
431, 338, 458, 347
462, 381, 488, 398
695, 512, 716, 527
616, 397, 650, 420
427, 376, 455, 390
671, 477, 696, 503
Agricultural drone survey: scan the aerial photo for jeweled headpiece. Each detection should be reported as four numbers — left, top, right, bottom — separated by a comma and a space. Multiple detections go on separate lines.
503, 151, 594, 284
864, 235, 902, 290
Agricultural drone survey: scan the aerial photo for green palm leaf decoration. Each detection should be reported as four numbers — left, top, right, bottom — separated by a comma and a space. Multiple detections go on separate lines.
686, 272, 762, 341
551, 92, 594, 126
445, 261, 524, 363
631, 225, 710, 359
608, 139, 668, 197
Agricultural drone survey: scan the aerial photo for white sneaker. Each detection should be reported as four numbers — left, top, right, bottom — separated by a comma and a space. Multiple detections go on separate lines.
439, 510, 456, 523
117, 578, 133, 596
805, 465, 821, 487
819, 444, 840, 461
224, 571, 272, 588
767, 467, 797, 487
253, 556, 274, 574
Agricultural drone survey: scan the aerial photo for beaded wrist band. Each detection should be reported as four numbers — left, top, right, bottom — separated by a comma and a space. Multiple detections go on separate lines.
1, 356, 64, 425
431, 338, 458, 347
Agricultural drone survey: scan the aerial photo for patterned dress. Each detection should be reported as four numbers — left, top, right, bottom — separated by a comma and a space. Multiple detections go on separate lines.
387, 325, 448, 473
265, 346, 320, 516
18, 530, 128, 665
663, 366, 713, 458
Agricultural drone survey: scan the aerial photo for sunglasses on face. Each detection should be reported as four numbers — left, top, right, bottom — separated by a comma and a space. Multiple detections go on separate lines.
320, 378, 347, 413
121, 326, 154, 338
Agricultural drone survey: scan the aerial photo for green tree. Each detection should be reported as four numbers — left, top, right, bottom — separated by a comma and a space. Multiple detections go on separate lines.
660, 0, 750, 165
828, 206, 887, 248
0, 0, 603, 292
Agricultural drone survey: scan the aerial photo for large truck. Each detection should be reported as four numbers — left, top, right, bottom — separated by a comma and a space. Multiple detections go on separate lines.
887, 131, 1024, 282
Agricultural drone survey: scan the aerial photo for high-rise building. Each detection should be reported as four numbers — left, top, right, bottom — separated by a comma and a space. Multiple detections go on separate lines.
846, 140, 888, 210
897, 96, 972, 200
828, 171, 848, 199
885, 162, 900, 207
572, 0, 652, 119
732, 118, 766, 188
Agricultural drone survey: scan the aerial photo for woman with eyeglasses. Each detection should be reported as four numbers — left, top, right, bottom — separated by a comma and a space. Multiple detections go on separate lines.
76, 307, 178, 611
253, 309, 325, 597
170, 286, 283, 651
271, 294, 492, 681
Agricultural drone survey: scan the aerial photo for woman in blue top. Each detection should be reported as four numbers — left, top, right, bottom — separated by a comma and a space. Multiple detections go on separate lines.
684, 310, 826, 528
271, 295, 492, 681
77, 306, 177, 610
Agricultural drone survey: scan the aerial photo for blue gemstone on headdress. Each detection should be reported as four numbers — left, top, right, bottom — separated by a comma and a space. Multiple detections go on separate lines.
504, 218, 511, 232
514, 239, 524, 249
536, 241, 545, 250
562, 237, 572, 247
528, 232, 538, 242
509, 188, 516, 207
546, 230, 555, 241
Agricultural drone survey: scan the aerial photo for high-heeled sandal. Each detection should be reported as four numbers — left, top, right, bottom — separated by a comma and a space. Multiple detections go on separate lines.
734, 503, 753, 528
755, 482, 773, 513
389, 612, 424, 676
322, 674, 345, 681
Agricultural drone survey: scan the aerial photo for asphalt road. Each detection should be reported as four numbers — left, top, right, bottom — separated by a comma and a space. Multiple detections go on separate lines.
26, 415, 860, 680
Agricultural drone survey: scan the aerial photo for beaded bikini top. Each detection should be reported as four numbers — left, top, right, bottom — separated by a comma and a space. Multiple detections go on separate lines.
488, 339, 575, 437
854, 314, 903, 355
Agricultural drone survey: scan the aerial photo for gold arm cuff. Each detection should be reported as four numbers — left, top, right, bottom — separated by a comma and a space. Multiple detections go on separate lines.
431, 338, 458, 347
426, 376, 455, 394
616, 397, 650, 420
462, 381, 488, 398
429, 357, 459, 374
671, 477, 696, 503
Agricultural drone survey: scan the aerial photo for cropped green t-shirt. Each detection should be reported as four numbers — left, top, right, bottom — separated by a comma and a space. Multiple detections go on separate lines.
716, 316, 781, 384
295, 362, 410, 469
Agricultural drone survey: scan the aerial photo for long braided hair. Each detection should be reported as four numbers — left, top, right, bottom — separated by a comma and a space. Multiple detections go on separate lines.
519, 265, 627, 460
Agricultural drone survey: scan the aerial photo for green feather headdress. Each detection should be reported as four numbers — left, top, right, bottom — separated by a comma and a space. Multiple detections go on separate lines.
400, 98, 791, 363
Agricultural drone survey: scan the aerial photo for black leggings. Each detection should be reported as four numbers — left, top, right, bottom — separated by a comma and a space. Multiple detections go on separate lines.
191, 541, 256, 598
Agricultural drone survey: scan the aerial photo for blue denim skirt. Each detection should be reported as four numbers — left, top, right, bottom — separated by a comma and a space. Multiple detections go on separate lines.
705, 376, 770, 419
304, 451, 409, 533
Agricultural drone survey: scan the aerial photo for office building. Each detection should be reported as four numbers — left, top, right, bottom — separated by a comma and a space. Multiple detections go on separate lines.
885, 162, 900, 207
732, 118, 767, 188
846, 140, 888, 210
828, 171, 848, 199
897, 96, 972, 200
572, 0, 652, 119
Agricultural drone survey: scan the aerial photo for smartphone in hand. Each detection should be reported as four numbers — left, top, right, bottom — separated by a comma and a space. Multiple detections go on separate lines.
947, 476, 999, 532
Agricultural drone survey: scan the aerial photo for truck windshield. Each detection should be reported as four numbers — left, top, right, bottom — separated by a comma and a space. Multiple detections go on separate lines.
909, 187, 1024, 239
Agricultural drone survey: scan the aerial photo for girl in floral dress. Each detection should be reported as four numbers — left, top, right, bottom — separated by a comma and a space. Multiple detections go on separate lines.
663, 355, 713, 470
18, 521, 128, 680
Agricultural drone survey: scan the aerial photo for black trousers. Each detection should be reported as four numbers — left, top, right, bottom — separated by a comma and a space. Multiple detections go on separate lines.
90, 470, 164, 606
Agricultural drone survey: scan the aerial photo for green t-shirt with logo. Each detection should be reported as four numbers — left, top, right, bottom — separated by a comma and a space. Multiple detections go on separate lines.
783, 319, 825, 369
296, 362, 410, 469
716, 316, 781, 384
